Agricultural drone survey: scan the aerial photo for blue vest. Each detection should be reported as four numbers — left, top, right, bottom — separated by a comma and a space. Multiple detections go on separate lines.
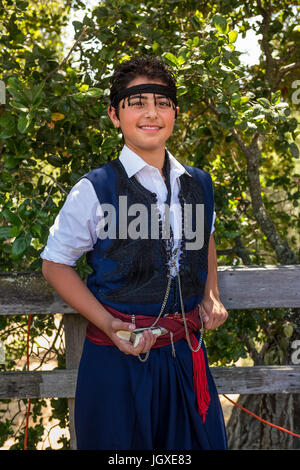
82, 156, 214, 316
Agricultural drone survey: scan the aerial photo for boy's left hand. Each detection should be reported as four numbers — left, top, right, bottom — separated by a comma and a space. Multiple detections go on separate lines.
200, 293, 228, 330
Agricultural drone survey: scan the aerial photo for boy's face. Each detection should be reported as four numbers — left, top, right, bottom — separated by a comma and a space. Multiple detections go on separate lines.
108, 76, 178, 156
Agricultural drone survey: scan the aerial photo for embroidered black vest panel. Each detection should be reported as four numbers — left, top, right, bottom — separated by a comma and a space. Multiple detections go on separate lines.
82, 154, 214, 316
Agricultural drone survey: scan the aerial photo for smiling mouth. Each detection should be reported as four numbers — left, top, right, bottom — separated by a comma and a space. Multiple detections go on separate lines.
138, 125, 162, 130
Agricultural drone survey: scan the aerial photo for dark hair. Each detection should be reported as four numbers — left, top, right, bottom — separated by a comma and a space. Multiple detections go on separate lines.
109, 56, 177, 115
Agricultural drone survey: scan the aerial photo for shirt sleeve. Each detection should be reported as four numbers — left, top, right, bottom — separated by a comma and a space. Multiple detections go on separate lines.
40, 178, 103, 266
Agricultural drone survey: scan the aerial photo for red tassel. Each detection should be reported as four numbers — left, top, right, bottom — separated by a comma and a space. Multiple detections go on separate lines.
191, 334, 210, 422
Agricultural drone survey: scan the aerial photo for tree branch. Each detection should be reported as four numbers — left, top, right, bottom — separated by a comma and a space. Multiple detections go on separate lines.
229, 126, 296, 263
277, 46, 298, 66
203, 93, 296, 264
272, 61, 300, 91
233, 235, 252, 265
32, 317, 64, 371
257, 0, 274, 87
45, 26, 89, 81
230, 127, 251, 154
256, 1, 300, 92
245, 136, 296, 263
241, 332, 263, 365
26, 169, 68, 195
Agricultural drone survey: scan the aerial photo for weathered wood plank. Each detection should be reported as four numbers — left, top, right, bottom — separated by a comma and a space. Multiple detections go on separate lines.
218, 264, 300, 309
212, 365, 300, 394
1, 266, 300, 316
63, 314, 88, 450
0, 369, 77, 399
1, 366, 300, 398
64, 315, 88, 369
0, 272, 76, 315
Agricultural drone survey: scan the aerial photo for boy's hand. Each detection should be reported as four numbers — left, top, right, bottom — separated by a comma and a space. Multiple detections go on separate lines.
200, 294, 228, 330
107, 319, 158, 356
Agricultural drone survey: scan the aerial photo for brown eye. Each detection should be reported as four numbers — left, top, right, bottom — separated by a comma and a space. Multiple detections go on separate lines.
158, 97, 170, 107
128, 95, 144, 107
128, 98, 143, 106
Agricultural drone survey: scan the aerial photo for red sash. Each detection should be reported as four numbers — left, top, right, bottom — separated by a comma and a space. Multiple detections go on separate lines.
86, 304, 210, 422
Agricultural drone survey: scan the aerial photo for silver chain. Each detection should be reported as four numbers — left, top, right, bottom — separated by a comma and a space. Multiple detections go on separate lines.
174, 262, 204, 353
138, 247, 178, 362
138, 200, 204, 360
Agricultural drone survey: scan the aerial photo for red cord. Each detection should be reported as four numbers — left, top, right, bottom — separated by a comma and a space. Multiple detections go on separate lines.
24, 314, 32, 450
223, 394, 300, 438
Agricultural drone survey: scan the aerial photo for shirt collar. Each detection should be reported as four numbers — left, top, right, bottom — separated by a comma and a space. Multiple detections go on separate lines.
119, 145, 192, 179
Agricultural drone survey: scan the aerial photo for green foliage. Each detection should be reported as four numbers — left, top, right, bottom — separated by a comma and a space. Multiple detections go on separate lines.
1, 0, 299, 450
205, 307, 297, 367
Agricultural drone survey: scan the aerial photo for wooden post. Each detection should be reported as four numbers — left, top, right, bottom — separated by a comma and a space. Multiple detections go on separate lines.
63, 314, 88, 450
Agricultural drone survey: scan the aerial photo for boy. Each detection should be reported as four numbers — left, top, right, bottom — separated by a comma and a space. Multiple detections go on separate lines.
41, 56, 228, 450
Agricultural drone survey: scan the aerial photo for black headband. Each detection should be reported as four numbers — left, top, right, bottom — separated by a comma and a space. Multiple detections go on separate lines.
110, 83, 178, 109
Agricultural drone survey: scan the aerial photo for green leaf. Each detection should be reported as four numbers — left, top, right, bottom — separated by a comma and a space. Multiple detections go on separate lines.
194, 10, 203, 24
209, 56, 220, 67
176, 85, 188, 96
231, 95, 250, 107
32, 81, 45, 105
237, 120, 248, 131
16, 0, 29, 9
164, 53, 179, 67
11, 234, 32, 256
228, 30, 238, 43
0, 114, 16, 138
193, 36, 200, 47
289, 142, 299, 159
32, 223, 42, 237
4, 155, 19, 169
177, 55, 185, 66
0, 114, 16, 130
219, 114, 236, 129
228, 81, 240, 93
17, 113, 33, 133
216, 103, 230, 114
7, 86, 29, 106
81, 87, 103, 98
213, 14, 228, 34
239, 96, 250, 105
0, 131, 14, 139
0, 227, 12, 240
257, 97, 271, 108
2, 209, 22, 226
9, 226, 21, 238
283, 323, 294, 338
47, 155, 63, 167
73, 88, 104, 101
288, 117, 298, 132
9, 101, 30, 112
280, 337, 290, 350
271, 90, 281, 105
7, 76, 21, 89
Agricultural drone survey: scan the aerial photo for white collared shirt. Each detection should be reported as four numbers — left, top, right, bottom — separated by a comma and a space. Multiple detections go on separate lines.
41, 145, 216, 273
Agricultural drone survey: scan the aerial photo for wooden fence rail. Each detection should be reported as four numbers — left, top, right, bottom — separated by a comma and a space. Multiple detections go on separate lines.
0, 265, 300, 449
1, 366, 300, 399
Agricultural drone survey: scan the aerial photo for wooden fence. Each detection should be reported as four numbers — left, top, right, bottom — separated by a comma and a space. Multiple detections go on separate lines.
1, 265, 300, 449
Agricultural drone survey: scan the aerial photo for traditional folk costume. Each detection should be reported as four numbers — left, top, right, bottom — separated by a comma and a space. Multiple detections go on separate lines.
41, 145, 227, 450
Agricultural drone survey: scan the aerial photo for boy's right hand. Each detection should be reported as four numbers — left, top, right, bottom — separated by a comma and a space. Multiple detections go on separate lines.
107, 319, 158, 356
